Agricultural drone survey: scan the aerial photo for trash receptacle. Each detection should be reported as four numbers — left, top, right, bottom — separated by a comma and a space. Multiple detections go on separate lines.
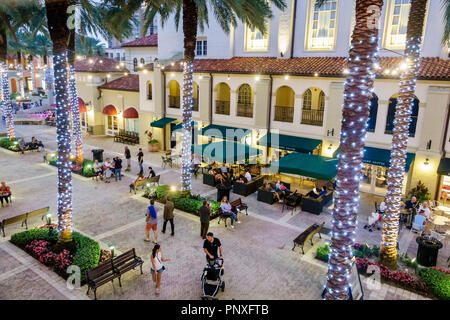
416, 236, 443, 267
92, 149, 104, 163
216, 184, 231, 202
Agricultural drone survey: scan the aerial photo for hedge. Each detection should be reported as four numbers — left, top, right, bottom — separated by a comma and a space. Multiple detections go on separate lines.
45, 152, 95, 178
419, 268, 450, 300
10, 228, 101, 283
0, 138, 19, 152
145, 185, 221, 217
315, 243, 380, 263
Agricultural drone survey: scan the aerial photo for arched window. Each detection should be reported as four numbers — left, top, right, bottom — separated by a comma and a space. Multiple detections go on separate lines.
193, 82, 199, 111
274, 86, 295, 122
301, 88, 325, 126
237, 84, 253, 117
367, 94, 378, 132
168, 80, 180, 108
147, 81, 152, 100
133, 58, 138, 70
303, 89, 312, 110
215, 82, 231, 115
385, 94, 419, 137
318, 91, 325, 110
140, 58, 145, 65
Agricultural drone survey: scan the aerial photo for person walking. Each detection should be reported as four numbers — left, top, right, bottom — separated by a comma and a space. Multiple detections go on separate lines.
203, 232, 223, 262
199, 200, 211, 239
124, 146, 131, 171
113, 156, 122, 182
145, 199, 158, 243
137, 148, 144, 175
150, 243, 170, 296
162, 196, 175, 236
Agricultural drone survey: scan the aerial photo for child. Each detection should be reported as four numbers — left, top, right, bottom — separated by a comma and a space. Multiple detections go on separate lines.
105, 167, 112, 183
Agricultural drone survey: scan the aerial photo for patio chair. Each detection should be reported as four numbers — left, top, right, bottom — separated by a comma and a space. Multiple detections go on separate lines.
282, 191, 301, 214
161, 155, 173, 169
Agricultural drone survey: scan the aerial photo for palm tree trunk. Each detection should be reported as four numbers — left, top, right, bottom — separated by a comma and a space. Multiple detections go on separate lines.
45, 0, 73, 243
30, 55, 35, 93
17, 51, 24, 97
380, 0, 428, 266
180, 0, 197, 194
0, 26, 15, 139
68, 36, 83, 164
325, 0, 383, 300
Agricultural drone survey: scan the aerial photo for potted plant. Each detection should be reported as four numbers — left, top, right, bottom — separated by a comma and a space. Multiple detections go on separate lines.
148, 139, 160, 152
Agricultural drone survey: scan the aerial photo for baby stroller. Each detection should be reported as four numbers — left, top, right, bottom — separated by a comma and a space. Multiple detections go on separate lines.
364, 211, 382, 232
201, 258, 225, 300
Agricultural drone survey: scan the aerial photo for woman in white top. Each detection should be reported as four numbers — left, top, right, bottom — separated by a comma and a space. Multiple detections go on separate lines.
418, 201, 431, 219
150, 243, 171, 296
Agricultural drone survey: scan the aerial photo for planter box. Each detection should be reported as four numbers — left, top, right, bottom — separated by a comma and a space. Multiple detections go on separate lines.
148, 143, 160, 152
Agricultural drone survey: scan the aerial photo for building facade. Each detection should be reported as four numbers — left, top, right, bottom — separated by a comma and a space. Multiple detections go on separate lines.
76, 0, 450, 201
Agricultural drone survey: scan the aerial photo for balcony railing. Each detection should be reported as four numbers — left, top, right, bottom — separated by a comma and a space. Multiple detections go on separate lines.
193, 98, 199, 112
274, 105, 294, 123
147, 93, 152, 100
237, 103, 253, 118
215, 100, 230, 115
301, 109, 324, 126
169, 95, 180, 108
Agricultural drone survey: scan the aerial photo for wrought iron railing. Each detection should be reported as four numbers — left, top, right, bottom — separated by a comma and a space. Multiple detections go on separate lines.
301, 109, 324, 126
215, 100, 230, 115
274, 105, 294, 122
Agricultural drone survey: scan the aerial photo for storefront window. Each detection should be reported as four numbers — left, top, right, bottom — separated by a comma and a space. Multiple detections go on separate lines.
126, 118, 139, 133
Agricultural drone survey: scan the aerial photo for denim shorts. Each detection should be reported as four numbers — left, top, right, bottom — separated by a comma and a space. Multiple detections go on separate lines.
150, 267, 164, 274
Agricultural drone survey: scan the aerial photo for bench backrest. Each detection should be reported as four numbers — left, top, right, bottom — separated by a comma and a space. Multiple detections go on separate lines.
135, 179, 151, 188
306, 222, 324, 242
148, 175, 160, 183
86, 260, 114, 280
26, 207, 50, 219
112, 249, 136, 267
230, 198, 242, 207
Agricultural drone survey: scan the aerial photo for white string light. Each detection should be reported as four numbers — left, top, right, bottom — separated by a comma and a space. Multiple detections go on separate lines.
68, 62, 84, 163
1, 62, 15, 139
180, 61, 193, 192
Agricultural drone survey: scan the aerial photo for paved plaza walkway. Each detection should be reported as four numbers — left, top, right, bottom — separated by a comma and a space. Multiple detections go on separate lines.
0, 124, 444, 300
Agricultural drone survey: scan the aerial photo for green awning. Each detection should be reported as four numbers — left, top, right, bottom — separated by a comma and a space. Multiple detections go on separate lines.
172, 121, 196, 131
200, 124, 251, 140
192, 141, 261, 163
333, 146, 415, 172
258, 133, 322, 154
272, 152, 338, 180
150, 117, 177, 128
437, 158, 450, 175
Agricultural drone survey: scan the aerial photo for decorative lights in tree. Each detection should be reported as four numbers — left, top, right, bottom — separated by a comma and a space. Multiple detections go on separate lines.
325, 0, 383, 300
381, 0, 427, 264
68, 44, 83, 164
1, 62, 15, 139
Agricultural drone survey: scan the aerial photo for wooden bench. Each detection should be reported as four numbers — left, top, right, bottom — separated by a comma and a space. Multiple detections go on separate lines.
129, 175, 159, 194
85, 248, 144, 300
114, 130, 139, 145
292, 222, 324, 254
85, 260, 118, 300
231, 198, 248, 215
1, 207, 49, 237
111, 249, 144, 287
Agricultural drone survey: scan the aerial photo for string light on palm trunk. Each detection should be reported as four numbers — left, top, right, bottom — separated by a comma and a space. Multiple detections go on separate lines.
1, 62, 15, 139
53, 51, 73, 234
68, 63, 83, 164
180, 61, 193, 192
324, 0, 383, 300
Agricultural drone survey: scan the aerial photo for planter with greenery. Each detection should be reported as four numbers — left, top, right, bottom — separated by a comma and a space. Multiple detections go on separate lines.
408, 180, 431, 202
143, 185, 221, 219
44, 152, 95, 178
10, 228, 101, 283
148, 139, 160, 152
0, 138, 20, 152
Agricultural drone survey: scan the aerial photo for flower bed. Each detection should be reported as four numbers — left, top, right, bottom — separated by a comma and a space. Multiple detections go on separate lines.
419, 267, 450, 300
10, 228, 101, 282
45, 152, 95, 178
144, 185, 221, 219
315, 243, 380, 263
0, 138, 20, 152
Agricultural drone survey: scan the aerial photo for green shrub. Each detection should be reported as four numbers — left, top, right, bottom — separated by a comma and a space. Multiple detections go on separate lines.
0, 138, 19, 151
72, 231, 101, 282
145, 185, 221, 217
419, 268, 450, 300
82, 159, 95, 177
316, 244, 330, 262
10, 92, 21, 100
10, 228, 58, 247
11, 228, 101, 283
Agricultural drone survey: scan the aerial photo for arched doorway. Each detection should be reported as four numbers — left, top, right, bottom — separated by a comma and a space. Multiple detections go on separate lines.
102, 104, 119, 136
78, 97, 88, 132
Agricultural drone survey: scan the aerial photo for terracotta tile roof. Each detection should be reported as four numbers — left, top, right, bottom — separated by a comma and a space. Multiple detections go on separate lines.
74, 56, 129, 73
156, 56, 450, 81
99, 74, 139, 92
121, 34, 158, 47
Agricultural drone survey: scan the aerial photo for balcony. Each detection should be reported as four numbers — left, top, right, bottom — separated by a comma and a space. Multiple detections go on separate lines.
301, 109, 324, 126
147, 93, 152, 100
193, 98, 199, 112
168, 95, 180, 108
215, 100, 230, 115
274, 106, 294, 123
237, 103, 253, 118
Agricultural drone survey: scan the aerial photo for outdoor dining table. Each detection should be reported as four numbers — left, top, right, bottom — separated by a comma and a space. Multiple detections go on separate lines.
432, 215, 450, 233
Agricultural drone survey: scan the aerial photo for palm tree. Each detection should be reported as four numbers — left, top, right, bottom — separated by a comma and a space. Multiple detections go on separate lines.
109, 0, 286, 193
75, 35, 106, 56
0, 25, 15, 139
323, 0, 384, 300
380, 0, 428, 266
44, 0, 74, 243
